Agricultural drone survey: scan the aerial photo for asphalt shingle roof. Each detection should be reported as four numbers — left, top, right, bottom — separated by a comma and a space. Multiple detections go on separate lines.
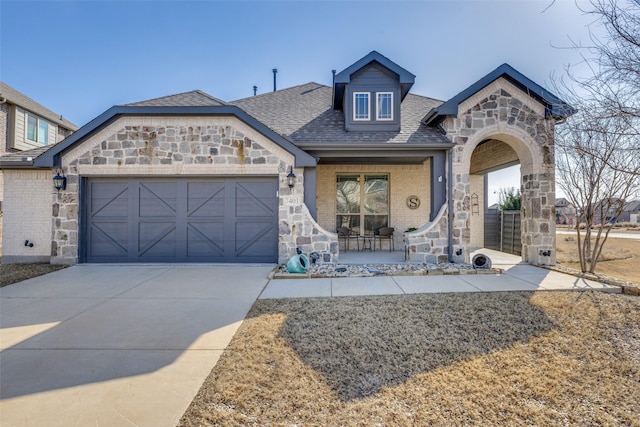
231, 83, 449, 145
1, 83, 451, 166
0, 82, 79, 131
623, 200, 640, 212
125, 90, 228, 107
0, 145, 53, 165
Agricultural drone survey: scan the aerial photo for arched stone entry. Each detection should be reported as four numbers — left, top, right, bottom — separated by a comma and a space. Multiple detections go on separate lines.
406, 77, 559, 266
452, 118, 556, 266
468, 139, 520, 254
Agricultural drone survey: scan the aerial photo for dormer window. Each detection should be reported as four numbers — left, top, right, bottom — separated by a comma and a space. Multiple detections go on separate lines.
354, 91, 394, 122
334, 51, 415, 132
353, 92, 370, 121
377, 92, 393, 120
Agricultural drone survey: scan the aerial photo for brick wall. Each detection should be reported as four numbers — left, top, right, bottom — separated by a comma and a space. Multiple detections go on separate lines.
2, 169, 52, 263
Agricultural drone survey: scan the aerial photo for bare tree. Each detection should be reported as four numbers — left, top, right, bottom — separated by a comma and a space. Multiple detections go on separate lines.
555, 105, 640, 273
551, 0, 640, 273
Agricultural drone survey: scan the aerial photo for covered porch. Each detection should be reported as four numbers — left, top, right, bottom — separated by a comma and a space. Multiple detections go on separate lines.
301, 143, 451, 264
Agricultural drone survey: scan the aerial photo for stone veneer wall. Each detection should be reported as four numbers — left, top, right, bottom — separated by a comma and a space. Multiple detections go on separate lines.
53, 116, 336, 264
468, 174, 485, 249
406, 78, 557, 266
404, 204, 449, 263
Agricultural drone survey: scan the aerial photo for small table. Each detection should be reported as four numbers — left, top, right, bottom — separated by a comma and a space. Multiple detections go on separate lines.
360, 235, 375, 251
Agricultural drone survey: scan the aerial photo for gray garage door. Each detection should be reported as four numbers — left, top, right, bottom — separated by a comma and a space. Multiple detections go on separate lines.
83, 177, 278, 263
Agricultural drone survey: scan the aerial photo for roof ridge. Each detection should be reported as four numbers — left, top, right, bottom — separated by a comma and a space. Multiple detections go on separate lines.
124, 89, 228, 106
191, 90, 229, 105
405, 92, 445, 104
232, 82, 328, 103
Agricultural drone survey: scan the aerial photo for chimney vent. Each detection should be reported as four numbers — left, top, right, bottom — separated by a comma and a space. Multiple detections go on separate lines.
272, 68, 278, 92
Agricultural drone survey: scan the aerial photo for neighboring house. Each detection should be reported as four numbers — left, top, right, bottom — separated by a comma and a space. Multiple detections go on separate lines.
593, 198, 627, 224
0, 82, 79, 252
0, 51, 571, 266
620, 200, 640, 223
555, 197, 576, 226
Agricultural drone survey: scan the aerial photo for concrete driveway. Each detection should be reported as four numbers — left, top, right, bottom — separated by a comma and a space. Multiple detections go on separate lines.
0, 264, 272, 427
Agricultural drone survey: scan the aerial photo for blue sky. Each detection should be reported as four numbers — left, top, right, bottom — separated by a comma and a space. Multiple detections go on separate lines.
1, 0, 597, 202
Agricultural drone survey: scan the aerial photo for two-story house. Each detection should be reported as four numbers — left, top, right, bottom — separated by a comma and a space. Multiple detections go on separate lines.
0, 51, 571, 266
555, 197, 576, 226
0, 82, 78, 251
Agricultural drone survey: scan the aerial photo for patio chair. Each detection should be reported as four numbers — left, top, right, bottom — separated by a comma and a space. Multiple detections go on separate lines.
337, 227, 359, 252
374, 227, 395, 252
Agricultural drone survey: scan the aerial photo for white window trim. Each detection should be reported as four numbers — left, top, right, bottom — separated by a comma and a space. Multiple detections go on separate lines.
376, 92, 394, 121
353, 92, 370, 121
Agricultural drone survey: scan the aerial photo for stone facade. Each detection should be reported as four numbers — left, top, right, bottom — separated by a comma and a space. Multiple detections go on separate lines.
52, 116, 336, 264
406, 78, 557, 266
404, 204, 449, 263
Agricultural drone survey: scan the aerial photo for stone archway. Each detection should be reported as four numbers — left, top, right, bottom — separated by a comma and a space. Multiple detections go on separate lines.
468, 139, 520, 254
405, 77, 561, 266
454, 124, 556, 266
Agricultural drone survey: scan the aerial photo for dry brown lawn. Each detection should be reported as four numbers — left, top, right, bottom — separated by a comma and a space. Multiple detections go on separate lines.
180, 291, 640, 426
556, 234, 640, 284
0, 263, 67, 287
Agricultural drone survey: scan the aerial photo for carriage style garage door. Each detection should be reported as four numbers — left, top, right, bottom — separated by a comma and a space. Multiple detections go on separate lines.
83, 177, 278, 263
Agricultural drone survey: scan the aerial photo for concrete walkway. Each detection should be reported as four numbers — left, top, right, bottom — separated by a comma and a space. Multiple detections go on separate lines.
0, 264, 272, 427
259, 249, 620, 299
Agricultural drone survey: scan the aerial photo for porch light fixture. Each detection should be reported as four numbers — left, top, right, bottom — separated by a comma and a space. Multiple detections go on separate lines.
287, 166, 296, 189
53, 169, 67, 192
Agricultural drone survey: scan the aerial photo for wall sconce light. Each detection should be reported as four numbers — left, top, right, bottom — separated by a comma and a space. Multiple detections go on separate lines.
287, 166, 296, 189
53, 169, 67, 192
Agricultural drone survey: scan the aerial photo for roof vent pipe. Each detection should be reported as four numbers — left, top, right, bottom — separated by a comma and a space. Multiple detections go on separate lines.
253, 85, 257, 96
272, 68, 278, 92
332, 69, 336, 85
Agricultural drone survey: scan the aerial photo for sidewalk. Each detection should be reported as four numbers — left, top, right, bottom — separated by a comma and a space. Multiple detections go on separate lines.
259, 249, 620, 299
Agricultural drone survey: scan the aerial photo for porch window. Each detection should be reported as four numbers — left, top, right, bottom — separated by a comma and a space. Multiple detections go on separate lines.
336, 174, 389, 235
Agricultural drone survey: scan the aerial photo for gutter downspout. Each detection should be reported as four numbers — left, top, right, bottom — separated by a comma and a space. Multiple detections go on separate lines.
447, 146, 454, 262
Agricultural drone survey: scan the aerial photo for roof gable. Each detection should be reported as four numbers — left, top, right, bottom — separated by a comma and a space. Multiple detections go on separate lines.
27, 105, 315, 168
333, 51, 415, 110
125, 90, 228, 107
423, 63, 574, 125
